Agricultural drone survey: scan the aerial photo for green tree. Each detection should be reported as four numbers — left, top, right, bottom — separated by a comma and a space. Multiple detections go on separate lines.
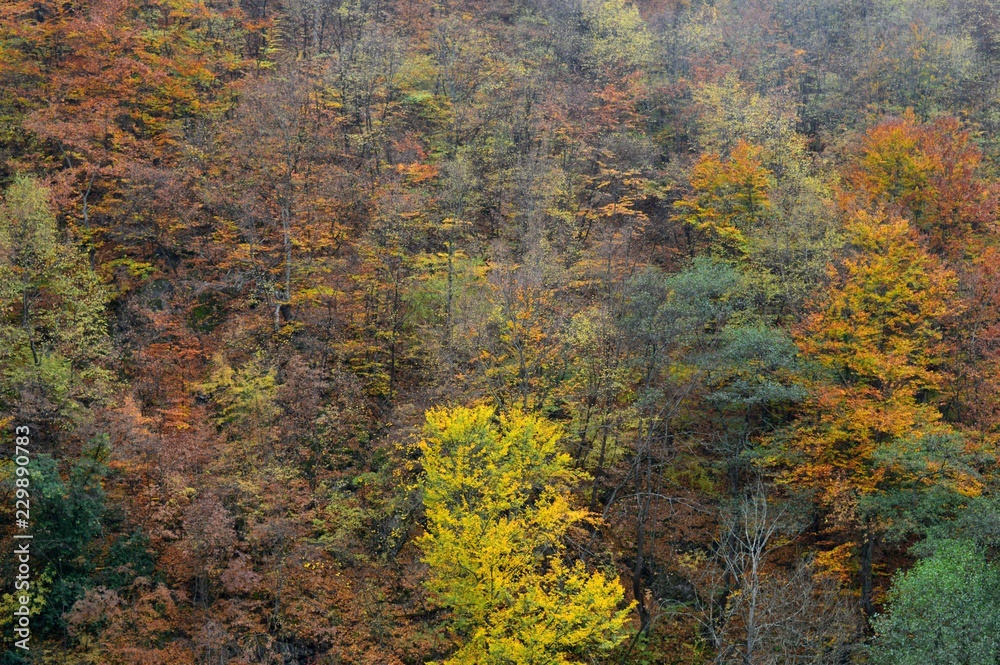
0, 444, 108, 639
417, 405, 633, 665
870, 540, 1000, 665
0, 175, 111, 425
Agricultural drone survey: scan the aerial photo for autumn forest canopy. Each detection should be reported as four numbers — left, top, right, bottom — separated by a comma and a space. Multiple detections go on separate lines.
4, 0, 1000, 662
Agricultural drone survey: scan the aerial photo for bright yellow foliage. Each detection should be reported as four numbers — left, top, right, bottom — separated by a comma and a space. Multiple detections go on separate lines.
417, 405, 634, 665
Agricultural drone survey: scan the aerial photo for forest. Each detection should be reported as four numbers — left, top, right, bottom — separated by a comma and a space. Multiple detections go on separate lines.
3, 0, 1000, 662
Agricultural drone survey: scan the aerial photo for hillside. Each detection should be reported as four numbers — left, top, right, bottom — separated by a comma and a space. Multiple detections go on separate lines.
3, 1, 1000, 663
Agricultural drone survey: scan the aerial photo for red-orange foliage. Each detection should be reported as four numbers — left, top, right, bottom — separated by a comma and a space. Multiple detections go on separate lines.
841, 110, 997, 257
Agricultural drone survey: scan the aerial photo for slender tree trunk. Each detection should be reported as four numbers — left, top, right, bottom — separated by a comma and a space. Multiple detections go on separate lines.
23, 288, 38, 366
82, 170, 96, 269
389, 271, 400, 399
589, 422, 610, 512
632, 424, 655, 635
282, 204, 292, 302
860, 526, 876, 618
445, 235, 453, 352
277, 189, 293, 329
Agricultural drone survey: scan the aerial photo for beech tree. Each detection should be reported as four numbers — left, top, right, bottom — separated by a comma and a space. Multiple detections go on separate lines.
673, 141, 773, 260
417, 405, 633, 664
782, 208, 978, 615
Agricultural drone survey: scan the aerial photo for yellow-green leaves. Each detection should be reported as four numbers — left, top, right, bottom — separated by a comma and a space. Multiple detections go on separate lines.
417, 405, 633, 664
0, 176, 112, 422
673, 141, 773, 260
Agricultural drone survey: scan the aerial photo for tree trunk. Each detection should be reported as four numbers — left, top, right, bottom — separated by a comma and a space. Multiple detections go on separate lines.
860, 527, 876, 619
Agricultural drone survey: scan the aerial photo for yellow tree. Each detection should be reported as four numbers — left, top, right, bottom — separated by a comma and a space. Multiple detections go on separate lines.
673, 140, 773, 260
417, 405, 633, 665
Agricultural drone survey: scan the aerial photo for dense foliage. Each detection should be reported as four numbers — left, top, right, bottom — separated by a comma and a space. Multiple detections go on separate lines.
2, 0, 1000, 663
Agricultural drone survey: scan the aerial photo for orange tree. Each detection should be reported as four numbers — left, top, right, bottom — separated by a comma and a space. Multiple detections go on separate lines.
842, 112, 1000, 434
841, 110, 996, 257
773, 208, 982, 616
0, 0, 246, 259
672, 140, 773, 260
